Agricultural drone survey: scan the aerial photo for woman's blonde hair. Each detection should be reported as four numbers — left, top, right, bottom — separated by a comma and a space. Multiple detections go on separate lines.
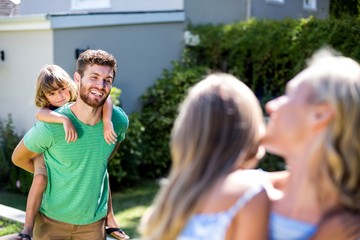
35, 65, 77, 108
303, 47, 360, 212
139, 73, 264, 240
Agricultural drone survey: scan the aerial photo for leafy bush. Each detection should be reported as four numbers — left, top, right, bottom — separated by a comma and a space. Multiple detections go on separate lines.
0, 114, 32, 193
110, 87, 122, 106
137, 64, 211, 178
108, 112, 145, 188
113, 17, 360, 180
330, 0, 360, 18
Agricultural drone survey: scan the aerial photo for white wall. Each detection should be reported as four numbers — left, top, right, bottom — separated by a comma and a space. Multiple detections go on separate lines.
0, 29, 53, 134
20, 0, 183, 15
0, 12, 185, 134
111, 0, 183, 11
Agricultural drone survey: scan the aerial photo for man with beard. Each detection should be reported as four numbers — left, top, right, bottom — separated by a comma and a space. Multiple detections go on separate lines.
12, 50, 129, 239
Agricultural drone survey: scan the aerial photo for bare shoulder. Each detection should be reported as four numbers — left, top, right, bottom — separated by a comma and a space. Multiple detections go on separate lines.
227, 183, 270, 240
197, 170, 265, 213
236, 186, 270, 214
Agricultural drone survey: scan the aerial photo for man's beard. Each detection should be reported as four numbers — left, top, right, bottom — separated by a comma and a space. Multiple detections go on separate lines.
79, 85, 109, 108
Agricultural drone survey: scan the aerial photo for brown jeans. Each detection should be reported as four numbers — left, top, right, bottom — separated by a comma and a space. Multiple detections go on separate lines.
33, 213, 106, 240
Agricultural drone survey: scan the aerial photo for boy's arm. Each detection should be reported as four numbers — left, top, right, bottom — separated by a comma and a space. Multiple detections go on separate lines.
12, 139, 39, 173
103, 97, 117, 145
36, 108, 68, 124
36, 108, 77, 143
103, 97, 113, 123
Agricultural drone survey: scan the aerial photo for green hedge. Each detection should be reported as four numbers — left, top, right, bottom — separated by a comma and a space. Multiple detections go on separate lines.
330, 0, 360, 18
0, 115, 32, 194
114, 17, 360, 182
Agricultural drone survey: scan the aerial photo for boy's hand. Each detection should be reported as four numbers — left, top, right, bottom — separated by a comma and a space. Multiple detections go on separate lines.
104, 120, 117, 145
62, 117, 78, 143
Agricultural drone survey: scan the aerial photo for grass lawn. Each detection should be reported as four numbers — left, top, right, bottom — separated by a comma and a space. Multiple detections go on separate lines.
0, 179, 159, 238
0, 217, 22, 237
111, 180, 159, 238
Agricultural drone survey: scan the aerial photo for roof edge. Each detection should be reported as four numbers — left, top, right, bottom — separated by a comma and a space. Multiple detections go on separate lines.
0, 14, 51, 31
50, 10, 185, 29
0, 11, 185, 31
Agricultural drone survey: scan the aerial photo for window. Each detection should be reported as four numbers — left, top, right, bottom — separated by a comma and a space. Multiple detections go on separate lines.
266, 0, 285, 5
304, 0, 316, 11
71, 0, 111, 10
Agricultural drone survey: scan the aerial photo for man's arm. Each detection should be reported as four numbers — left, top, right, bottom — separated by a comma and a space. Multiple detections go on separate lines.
106, 141, 121, 218
108, 141, 121, 162
106, 182, 118, 227
105, 141, 128, 238
12, 139, 39, 173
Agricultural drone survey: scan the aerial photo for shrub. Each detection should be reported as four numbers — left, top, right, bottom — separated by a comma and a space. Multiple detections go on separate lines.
0, 114, 32, 193
108, 112, 145, 188
330, 0, 360, 18
116, 17, 360, 179
137, 64, 211, 178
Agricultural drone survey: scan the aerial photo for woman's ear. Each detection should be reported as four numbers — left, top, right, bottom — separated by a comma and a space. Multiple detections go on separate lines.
311, 103, 335, 129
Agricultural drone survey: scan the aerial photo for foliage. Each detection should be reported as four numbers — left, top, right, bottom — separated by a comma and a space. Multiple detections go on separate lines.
330, 0, 360, 18
187, 17, 360, 102
110, 65, 211, 183
107, 87, 141, 187
136, 64, 211, 178
109, 112, 145, 187
0, 189, 27, 211
110, 87, 122, 106
0, 114, 31, 194
115, 17, 360, 177
111, 180, 159, 237
0, 217, 23, 237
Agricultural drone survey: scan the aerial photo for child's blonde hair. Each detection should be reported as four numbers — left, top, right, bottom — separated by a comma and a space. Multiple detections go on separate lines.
35, 65, 77, 108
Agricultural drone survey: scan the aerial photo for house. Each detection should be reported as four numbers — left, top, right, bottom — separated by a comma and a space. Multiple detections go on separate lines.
0, 0, 185, 134
0, 0, 19, 16
185, 0, 329, 25
18, 0, 183, 14
0, 0, 329, 133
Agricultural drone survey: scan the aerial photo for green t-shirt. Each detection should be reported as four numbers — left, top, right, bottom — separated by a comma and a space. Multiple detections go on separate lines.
24, 103, 129, 225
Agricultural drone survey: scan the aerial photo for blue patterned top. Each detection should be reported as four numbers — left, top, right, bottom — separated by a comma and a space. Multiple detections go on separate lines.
177, 170, 266, 240
269, 212, 317, 240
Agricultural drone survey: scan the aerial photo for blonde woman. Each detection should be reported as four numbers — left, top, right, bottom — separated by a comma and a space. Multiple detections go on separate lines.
139, 73, 270, 240
263, 48, 360, 239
